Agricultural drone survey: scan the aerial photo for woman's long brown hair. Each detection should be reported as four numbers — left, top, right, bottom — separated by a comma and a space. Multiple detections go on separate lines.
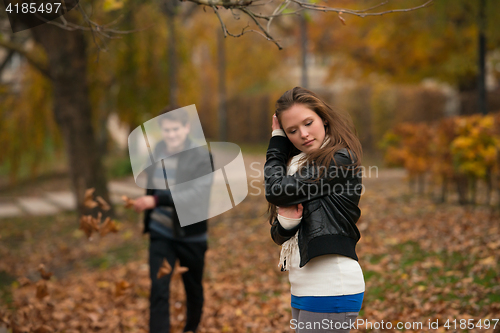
267, 87, 363, 224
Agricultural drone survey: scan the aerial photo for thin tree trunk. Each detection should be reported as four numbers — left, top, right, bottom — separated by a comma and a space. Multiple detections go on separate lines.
31, 17, 112, 218
477, 0, 487, 115
300, 12, 309, 88
470, 177, 477, 205
164, 0, 179, 107
440, 174, 447, 203
418, 173, 425, 195
455, 174, 469, 205
485, 168, 492, 206
217, 30, 227, 141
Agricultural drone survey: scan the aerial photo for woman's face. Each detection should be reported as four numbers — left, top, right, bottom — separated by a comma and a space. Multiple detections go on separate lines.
280, 104, 326, 153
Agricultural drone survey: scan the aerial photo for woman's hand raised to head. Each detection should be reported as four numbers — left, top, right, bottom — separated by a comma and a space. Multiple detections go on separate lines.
272, 114, 281, 131
277, 203, 303, 219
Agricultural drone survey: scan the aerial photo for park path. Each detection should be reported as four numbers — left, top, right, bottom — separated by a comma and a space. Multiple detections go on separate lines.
0, 157, 403, 219
0, 179, 144, 218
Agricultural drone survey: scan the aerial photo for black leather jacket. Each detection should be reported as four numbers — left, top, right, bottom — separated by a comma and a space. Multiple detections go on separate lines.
142, 138, 213, 238
264, 135, 363, 268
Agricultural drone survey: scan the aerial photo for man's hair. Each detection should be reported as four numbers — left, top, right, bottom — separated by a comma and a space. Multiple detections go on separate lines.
157, 105, 189, 126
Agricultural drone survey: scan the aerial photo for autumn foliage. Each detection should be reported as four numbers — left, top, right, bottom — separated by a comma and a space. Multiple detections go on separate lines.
380, 112, 500, 205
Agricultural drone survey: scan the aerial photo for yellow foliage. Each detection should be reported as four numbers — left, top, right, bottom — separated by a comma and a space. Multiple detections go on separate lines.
103, 0, 124, 11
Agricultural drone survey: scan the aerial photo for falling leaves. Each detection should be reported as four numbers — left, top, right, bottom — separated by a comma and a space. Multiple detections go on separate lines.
1, 156, 499, 333
78, 215, 100, 239
121, 195, 135, 209
157, 258, 172, 279
96, 196, 111, 211
79, 214, 119, 239
99, 217, 119, 237
83, 188, 99, 209
157, 259, 190, 279
79, 189, 119, 239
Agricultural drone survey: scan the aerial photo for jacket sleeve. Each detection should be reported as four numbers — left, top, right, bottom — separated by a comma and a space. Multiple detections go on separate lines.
264, 136, 357, 207
155, 148, 213, 208
270, 217, 301, 246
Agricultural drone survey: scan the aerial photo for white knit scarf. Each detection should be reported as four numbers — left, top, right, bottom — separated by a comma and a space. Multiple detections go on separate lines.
278, 153, 304, 271
278, 137, 330, 271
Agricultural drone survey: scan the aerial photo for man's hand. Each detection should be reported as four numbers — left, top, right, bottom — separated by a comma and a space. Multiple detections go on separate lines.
277, 203, 303, 219
133, 196, 156, 213
272, 114, 282, 131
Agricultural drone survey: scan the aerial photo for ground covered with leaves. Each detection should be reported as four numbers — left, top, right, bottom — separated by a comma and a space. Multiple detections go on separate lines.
0, 159, 499, 333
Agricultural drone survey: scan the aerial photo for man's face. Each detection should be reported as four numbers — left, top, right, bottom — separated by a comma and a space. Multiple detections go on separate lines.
160, 118, 190, 153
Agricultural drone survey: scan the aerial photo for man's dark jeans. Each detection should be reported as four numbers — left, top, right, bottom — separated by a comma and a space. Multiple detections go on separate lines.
149, 230, 207, 333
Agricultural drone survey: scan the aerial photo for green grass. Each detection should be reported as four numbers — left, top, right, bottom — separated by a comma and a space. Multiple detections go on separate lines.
105, 153, 133, 179
84, 241, 148, 270
362, 239, 500, 315
0, 270, 15, 307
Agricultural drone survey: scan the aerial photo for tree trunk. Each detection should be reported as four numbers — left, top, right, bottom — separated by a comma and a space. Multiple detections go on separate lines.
31, 17, 112, 218
477, 0, 487, 115
217, 30, 227, 141
440, 174, 447, 203
455, 174, 469, 205
300, 12, 309, 88
163, 0, 179, 107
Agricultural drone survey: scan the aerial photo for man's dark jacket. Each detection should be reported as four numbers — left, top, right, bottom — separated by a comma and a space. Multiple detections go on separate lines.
142, 138, 213, 238
265, 135, 363, 268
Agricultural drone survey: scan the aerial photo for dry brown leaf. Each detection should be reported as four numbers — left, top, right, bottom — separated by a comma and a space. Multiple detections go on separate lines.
99, 217, 119, 237
338, 11, 346, 25
96, 196, 110, 211
38, 264, 53, 280
17, 277, 31, 287
79, 214, 100, 239
34, 325, 54, 333
84, 188, 98, 209
12, 323, 31, 333
114, 280, 132, 297
79, 215, 93, 238
36, 280, 49, 299
121, 195, 135, 209
174, 261, 189, 275
157, 258, 172, 279
89, 215, 100, 231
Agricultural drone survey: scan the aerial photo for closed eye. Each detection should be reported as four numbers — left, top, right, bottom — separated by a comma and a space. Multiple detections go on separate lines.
306, 121, 313, 126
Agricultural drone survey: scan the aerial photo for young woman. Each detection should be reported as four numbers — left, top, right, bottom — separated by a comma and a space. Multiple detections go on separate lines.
264, 87, 365, 333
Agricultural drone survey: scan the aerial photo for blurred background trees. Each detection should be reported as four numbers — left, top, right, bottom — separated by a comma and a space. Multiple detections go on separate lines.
1, 0, 499, 208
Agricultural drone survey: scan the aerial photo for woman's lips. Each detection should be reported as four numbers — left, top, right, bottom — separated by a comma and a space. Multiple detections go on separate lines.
303, 139, 314, 146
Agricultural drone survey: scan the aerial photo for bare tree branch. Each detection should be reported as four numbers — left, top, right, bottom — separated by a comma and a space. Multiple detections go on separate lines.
289, 0, 434, 17
0, 38, 51, 79
189, 0, 434, 48
240, 7, 282, 49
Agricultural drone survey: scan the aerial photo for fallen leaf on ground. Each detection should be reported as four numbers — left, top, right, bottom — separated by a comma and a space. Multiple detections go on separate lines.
38, 264, 53, 280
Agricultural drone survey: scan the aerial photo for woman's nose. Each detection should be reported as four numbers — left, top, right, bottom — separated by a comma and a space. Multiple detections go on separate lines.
300, 128, 309, 138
